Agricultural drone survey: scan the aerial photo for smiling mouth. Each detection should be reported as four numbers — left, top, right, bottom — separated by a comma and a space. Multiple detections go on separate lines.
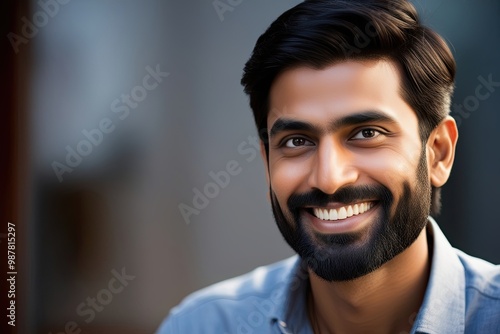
308, 201, 377, 221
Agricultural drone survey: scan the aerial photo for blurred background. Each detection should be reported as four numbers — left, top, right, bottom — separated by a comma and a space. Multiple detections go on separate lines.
1, 0, 499, 333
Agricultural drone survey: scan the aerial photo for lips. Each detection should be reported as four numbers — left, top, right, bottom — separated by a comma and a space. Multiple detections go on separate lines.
311, 201, 376, 221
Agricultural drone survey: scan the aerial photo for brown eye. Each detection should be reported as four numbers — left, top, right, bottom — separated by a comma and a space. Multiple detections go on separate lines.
351, 128, 382, 140
284, 137, 312, 148
362, 129, 375, 138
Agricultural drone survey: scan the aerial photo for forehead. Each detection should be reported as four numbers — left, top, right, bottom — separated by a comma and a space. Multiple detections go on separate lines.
268, 60, 418, 131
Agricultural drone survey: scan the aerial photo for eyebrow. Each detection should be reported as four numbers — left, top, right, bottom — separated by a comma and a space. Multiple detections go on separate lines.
268, 110, 398, 138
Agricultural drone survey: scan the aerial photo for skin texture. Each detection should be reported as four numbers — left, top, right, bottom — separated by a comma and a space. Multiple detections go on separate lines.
261, 60, 458, 333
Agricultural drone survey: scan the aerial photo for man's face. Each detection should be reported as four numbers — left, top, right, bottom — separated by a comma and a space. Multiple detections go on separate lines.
266, 60, 432, 282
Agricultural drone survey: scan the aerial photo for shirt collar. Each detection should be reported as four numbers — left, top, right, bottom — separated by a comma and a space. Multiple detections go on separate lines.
270, 256, 312, 333
411, 217, 466, 333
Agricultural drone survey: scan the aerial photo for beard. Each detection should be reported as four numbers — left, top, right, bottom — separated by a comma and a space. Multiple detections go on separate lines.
270, 149, 431, 282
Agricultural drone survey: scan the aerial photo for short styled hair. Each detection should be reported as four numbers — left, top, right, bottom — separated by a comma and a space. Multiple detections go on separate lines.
240, 0, 456, 215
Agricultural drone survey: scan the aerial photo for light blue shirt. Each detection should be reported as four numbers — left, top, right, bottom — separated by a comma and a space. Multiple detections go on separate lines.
157, 218, 500, 333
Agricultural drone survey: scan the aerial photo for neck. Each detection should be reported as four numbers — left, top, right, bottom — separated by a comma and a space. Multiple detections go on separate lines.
308, 227, 430, 334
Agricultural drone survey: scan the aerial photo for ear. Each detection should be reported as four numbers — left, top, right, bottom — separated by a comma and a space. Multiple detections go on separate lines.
427, 116, 459, 187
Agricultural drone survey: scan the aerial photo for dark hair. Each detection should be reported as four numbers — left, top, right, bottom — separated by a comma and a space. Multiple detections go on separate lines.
240, 0, 456, 216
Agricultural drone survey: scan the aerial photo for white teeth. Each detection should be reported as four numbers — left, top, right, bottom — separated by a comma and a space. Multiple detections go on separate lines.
330, 209, 338, 220
347, 205, 353, 217
312, 202, 375, 221
338, 207, 347, 219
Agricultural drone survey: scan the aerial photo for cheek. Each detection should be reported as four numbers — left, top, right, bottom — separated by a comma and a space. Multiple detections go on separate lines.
269, 158, 310, 203
356, 148, 421, 189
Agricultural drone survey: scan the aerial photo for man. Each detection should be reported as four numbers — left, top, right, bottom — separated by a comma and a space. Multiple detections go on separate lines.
158, 0, 500, 333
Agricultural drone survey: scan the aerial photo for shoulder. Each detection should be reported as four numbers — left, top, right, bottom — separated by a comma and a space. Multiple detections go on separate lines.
169, 255, 297, 314
156, 256, 299, 334
456, 249, 500, 297
455, 249, 500, 332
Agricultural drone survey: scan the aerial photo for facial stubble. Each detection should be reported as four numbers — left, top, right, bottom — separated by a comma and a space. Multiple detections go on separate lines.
270, 149, 431, 282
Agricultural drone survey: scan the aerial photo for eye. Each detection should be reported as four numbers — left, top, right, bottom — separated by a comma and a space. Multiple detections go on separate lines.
351, 128, 382, 140
284, 137, 314, 148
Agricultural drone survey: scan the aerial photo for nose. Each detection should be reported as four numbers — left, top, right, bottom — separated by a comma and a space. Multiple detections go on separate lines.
308, 138, 359, 194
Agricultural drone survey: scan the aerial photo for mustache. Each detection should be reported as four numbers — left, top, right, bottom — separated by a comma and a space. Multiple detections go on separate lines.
287, 185, 393, 210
